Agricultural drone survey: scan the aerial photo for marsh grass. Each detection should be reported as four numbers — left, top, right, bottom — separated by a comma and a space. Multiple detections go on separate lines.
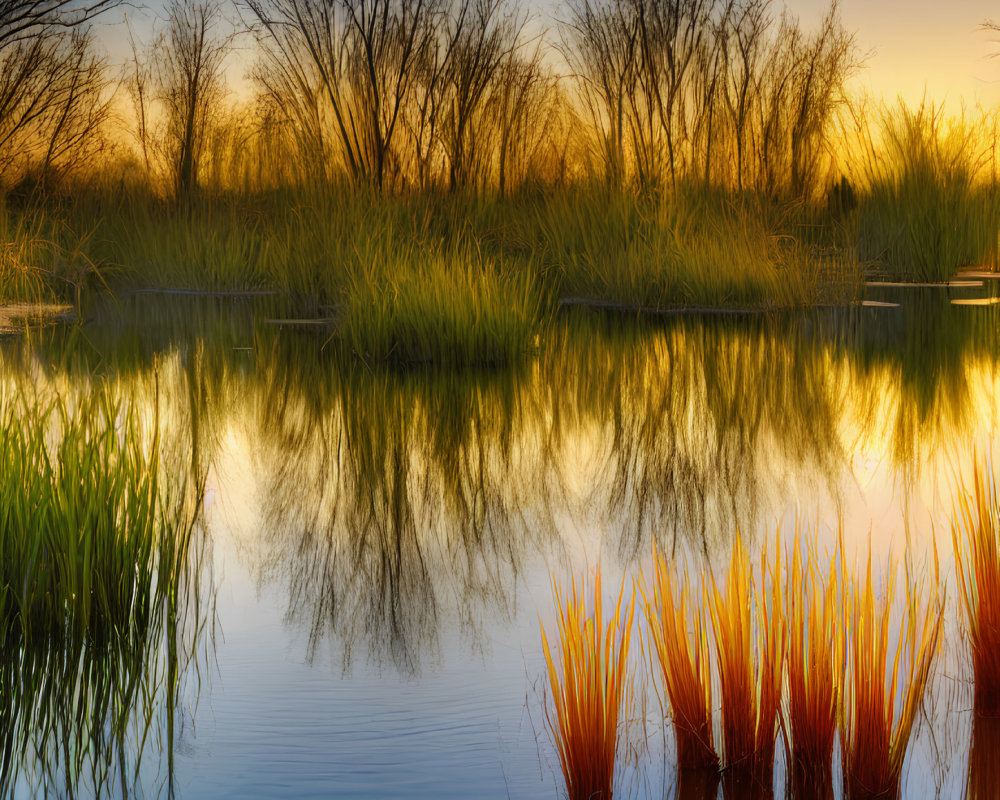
952, 459, 1000, 714
0, 380, 201, 795
342, 240, 543, 367
108, 200, 273, 290
535, 189, 827, 311
0, 206, 57, 303
784, 529, 841, 800
541, 569, 635, 800
642, 547, 717, 775
840, 552, 942, 800
0, 200, 110, 306
708, 536, 784, 795
849, 100, 1000, 282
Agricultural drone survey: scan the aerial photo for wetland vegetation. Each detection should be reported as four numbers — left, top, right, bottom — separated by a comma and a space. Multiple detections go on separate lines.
0, 289, 996, 796
4, 0, 1000, 366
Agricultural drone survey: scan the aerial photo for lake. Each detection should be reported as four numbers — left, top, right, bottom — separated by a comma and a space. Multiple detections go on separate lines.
1, 286, 998, 799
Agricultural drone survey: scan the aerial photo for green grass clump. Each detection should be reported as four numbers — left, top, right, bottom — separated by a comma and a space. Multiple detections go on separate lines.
0, 207, 51, 303
106, 200, 273, 290
341, 240, 543, 367
0, 381, 199, 795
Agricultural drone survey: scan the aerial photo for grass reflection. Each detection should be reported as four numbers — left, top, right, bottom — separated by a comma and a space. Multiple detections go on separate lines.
543, 313, 844, 556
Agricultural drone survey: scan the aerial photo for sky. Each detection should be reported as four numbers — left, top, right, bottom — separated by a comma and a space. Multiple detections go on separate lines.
95, 0, 1000, 109
786, 0, 1000, 107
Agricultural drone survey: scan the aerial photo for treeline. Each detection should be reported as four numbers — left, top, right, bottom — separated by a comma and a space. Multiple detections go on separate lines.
1, 0, 860, 198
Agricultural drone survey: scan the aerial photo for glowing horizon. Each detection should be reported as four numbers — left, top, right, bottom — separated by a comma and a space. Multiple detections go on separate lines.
786, 0, 1000, 108
92, 0, 1000, 112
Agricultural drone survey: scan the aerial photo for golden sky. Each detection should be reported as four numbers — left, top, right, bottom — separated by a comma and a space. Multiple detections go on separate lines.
98, 0, 1000, 109
787, 0, 1000, 106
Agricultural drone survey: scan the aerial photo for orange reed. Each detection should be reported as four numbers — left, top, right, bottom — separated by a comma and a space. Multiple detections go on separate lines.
541, 568, 635, 800
784, 529, 841, 800
840, 551, 942, 800
642, 545, 718, 773
952, 459, 1000, 714
708, 536, 784, 796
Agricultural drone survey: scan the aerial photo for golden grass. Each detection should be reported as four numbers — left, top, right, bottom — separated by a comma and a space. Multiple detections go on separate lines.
784, 529, 841, 800
708, 536, 784, 793
840, 551, 942, 800
952, 459, 1000, 715
540, 569, 636, 800
642, 545, 718, 774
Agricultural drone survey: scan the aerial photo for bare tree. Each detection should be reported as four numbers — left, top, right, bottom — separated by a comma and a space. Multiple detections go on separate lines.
786, 1, 857, 195
124, 17, 153, 173
559, 0, 857, 196
631, 0, 714, 188
0, 29, 111, 183
0, 0, 122, 52
493, 44, 563, 193
721, 0, 769, 190
156, 0, 230, 198
440, 0, 519, 190
691, 0, 733, 186
561, 0, 639, 186
245, 0, 441, 190
250, 30, 332, 184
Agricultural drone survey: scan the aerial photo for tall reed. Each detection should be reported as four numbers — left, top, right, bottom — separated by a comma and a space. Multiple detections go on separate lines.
342, 240, 543, 367
952, 459, 1000, 714
541, 569, 635, 800
708, 536, 783, 795
642, 547, 718, 775
840, 552, 942, 800
784, 530, 841, 800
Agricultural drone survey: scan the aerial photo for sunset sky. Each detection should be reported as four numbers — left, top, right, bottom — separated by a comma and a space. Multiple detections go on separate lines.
95, 0, 1000, 109
787, 0, 1000, 106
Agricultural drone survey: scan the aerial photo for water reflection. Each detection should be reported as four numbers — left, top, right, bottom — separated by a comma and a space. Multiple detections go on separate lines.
0, 291, 997, 795
246, 340, 558, 673
544, 313, 846, 558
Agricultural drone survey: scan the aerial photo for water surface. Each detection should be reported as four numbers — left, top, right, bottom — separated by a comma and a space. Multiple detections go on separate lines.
3, 287, 999, 798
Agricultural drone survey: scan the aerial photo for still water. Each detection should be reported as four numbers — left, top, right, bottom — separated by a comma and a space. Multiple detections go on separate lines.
2, 286, 998, 798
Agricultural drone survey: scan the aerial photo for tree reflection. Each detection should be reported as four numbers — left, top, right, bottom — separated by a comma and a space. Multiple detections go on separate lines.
247, 340, 558, 674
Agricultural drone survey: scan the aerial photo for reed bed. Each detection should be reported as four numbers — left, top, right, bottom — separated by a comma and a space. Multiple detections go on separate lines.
708, 537, 784, 795
952, 459, 1000, 714
0, 206, 56, 302
540, 569, 635, 800
840, 553, 942, 800
783, 535, 841, 800
341, 241, 543, 368
847, 100, 1000, 282
534, 190, 824, 311
547, 523, 948, 799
